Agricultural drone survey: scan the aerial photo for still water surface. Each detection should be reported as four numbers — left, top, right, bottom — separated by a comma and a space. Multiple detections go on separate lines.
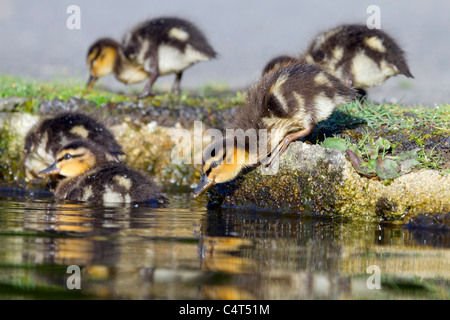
0, 189, 449, 300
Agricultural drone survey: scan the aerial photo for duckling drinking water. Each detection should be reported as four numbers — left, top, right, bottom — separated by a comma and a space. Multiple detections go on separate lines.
38, 140, 167, 205
24, 112, 125, 182
300, 24, 414, 92
87, 16, 217, 98
194, 63, 359, 197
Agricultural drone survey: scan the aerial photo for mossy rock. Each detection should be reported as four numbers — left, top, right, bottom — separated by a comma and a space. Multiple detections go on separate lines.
207, 142, 450, 223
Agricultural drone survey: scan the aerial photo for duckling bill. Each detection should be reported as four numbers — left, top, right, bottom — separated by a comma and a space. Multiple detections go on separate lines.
87, 17, 217, 98
39, 140, 167, 205
194, 63, 359, 197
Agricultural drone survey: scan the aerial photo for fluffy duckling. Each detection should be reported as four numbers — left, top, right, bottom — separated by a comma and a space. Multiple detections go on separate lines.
262, 55, 300, 77
87, 17, 217, 98
24, 112, 125, 182
38, 140, 167, 205
194, 63, 359, 197
300, 24, 413, 92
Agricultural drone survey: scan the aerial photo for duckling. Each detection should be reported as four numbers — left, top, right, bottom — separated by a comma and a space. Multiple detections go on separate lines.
262, 55, 300, 77
194, 63, 359, 197
87, 17, 217, 98
24, 112, 125, 182
300, 24, 413, 93
38, 140, 167, 205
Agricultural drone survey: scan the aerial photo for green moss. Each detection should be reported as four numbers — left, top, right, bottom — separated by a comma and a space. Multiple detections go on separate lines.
209, 155, 344, 216
0, 75, 244, 113
0, 125, 25, 186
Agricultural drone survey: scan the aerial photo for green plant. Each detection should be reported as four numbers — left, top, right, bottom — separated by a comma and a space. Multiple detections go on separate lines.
322, 136, 423, 180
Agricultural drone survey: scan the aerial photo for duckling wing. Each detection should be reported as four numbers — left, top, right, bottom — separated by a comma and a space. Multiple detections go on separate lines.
56, 165, 166, 205
237, 64, 358, 129
151, 17, 216, 58
232, 63, 359, 156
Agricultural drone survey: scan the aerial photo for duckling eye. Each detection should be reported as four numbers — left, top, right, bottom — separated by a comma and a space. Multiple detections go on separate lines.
63, 154, 72, 160
210, 161, 219, 169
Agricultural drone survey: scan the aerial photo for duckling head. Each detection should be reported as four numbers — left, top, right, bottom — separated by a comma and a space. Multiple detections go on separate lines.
38, 140, 105, 178
86, 38, 120, 89
194, 138, 250, 197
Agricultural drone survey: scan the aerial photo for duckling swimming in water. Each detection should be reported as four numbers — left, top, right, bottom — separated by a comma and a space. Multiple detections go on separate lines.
300, 24, 413, 93
24, 112, 125, 182
38, 140, 167, 205
87, 17, 217, 98
194, 63, 359, 197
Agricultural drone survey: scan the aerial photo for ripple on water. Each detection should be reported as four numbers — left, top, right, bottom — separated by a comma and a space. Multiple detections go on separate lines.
0, 190, 449, 299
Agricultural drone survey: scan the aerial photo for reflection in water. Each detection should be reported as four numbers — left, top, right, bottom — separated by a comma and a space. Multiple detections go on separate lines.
0, 191, 449, 300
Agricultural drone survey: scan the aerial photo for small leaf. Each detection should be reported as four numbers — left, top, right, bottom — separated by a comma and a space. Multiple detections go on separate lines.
347, 145, 363, 158
369, 148, 379, 160
322, 137, 348, 152
374, 137, 391, 151
376, 158, 400, 180
346, 149, 362, 169
400, 159, 420, 174
346, 149, 377, 178
392, 148, 420, 161
367, 159, 378, 173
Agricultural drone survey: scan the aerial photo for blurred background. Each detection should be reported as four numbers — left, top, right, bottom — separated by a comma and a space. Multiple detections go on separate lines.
0, 0, 449, 106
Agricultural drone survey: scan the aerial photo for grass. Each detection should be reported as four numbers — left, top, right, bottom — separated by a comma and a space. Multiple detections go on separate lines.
338, 100, 450, 132
320, 101, 450, 176
0, 74, 245, 113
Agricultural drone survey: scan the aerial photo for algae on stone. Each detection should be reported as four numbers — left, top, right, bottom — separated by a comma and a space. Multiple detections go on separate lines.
0, 113, 39, 186
207, 142, 450, 222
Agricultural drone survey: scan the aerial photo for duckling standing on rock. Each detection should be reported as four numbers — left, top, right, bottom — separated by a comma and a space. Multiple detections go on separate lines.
300, 24, 414, 94
194, 63, 359, 197
38, 140, 168, 206
24, 112, 125, 182
87, 17, 217, 98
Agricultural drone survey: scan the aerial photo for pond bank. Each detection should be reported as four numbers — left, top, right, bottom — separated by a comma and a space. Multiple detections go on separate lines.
0, 91, 449, 227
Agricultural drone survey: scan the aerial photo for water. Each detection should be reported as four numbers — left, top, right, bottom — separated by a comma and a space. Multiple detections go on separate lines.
0, 189, 448, 300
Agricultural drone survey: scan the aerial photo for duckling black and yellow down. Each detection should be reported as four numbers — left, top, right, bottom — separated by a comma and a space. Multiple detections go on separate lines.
194, 63, 359, 197
87, 16, 217, 98
24, 112, 125, 182
39, 140, 167, 205
262, 55, 300, 77
300, 24, 414, 91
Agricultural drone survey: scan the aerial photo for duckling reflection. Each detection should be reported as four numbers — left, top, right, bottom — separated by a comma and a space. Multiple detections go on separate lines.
23, 112, 125, 183
200, 237, 254, 274
39, 140, 167, 206
301, 24, 414, 93
87, 16, 217, 98
194, 63, 359, 196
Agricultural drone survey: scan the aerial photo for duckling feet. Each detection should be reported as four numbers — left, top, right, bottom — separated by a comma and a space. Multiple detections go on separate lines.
264, 127, 313, 168
171, 72, 183, 95
138, 90, 155, 99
